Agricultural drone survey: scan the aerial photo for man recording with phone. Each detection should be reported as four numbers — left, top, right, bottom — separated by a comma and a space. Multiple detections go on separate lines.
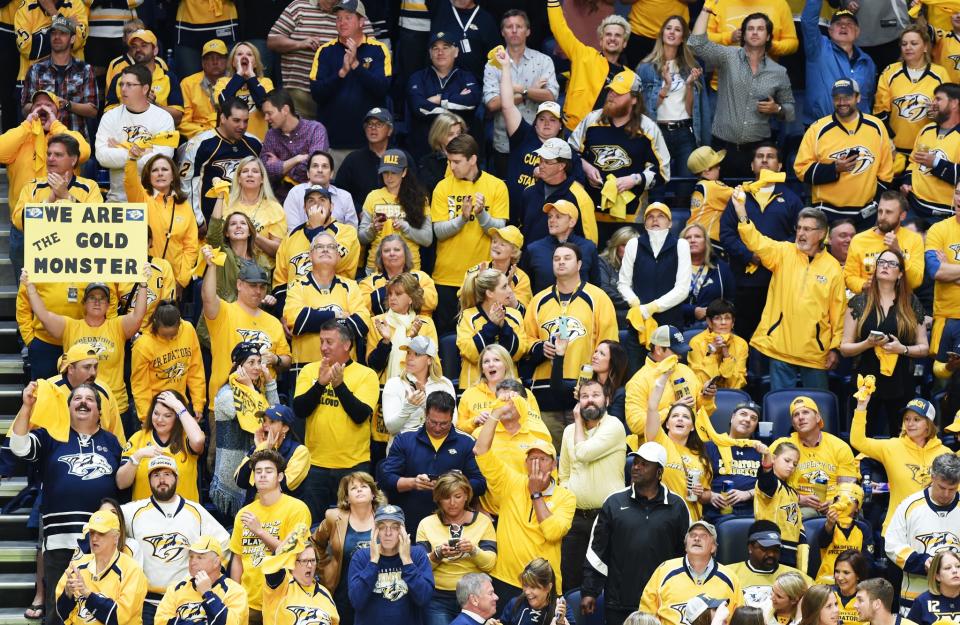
795, 78, 895, 230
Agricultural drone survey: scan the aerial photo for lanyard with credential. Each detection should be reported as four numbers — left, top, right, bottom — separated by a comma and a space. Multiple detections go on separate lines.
451, 1, 480, 53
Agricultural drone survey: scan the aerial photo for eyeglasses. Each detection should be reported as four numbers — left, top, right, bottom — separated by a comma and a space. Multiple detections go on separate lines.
311, 244, 339, 251
295, 558, 317, 566
875, 259, 901, 269
426, 418, 452, 429
119, 82, 143, 88
365, 120, 387, 129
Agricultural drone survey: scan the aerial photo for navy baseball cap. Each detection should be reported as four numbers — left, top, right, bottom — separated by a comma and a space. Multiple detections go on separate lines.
257, 404, 295, 426
430, 31, 458, 46
650, 325, 691, 355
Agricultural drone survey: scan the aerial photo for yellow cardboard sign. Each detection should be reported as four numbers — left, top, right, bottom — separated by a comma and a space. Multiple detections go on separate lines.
24, 203, 148, 283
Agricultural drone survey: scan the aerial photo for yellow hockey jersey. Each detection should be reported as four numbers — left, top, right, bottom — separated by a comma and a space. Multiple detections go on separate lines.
54, 550, 148, 625
874, 62, 948, 153
640, 557, 743, 625
283, 273, 370, 365
155, 575, 248, 625
456, 305, 528, 389
844, 226, 925, 294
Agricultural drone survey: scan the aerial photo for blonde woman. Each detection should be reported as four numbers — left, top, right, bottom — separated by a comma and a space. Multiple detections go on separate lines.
313, 471, 386, 625
681, 223, 735, 329
456, 268, 528, 391
417, 472, 496, 625
461, 225, 533, 313
360, 235, 439, 317
762, 572, 809, 625
381, 336, 456, 447
367, 272, 439, 382
418, 112, 466, 191
213, 41, 275, 139
227, 156, 287, 271
457, 344, 541, 434
598, 226, 640, 329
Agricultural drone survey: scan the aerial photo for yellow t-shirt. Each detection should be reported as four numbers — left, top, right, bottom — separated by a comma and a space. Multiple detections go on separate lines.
430, 172, 510, 286
206, 299, 291, 410
655, 428, 710, 521
770, 433, 860, 502
63, 316, 128, 414
227, 198, 287, 271
362, 187, 428, 272
415, 511, 497, 591
293, 360, 380, 468
122, 429, 200, 502
229, 494, 311, 611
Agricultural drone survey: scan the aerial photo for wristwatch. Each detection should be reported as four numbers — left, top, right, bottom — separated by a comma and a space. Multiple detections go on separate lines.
530, 492, 543, 501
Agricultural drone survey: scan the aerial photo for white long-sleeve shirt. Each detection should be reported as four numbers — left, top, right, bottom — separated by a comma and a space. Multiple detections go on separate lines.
283, 181, 358, 231
381, 375, 457, 453
617, 229, 692, 314
95, 103, 176, 201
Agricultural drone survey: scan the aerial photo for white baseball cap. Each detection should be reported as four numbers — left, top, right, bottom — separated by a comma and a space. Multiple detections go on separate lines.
534, 137, 572, 161
629, 441, 667, 467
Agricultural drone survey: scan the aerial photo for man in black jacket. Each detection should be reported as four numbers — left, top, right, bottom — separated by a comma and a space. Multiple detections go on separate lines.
581, 441, 690, 625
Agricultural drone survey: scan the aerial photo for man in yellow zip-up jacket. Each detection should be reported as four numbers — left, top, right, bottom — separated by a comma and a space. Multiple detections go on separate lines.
547, 0, 629, 130
731, 190, 845, 390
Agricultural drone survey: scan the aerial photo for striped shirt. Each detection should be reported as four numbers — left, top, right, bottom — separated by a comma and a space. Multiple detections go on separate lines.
269, 0, 374, 91
85, 0, 142, 40
688, 33, 796, 144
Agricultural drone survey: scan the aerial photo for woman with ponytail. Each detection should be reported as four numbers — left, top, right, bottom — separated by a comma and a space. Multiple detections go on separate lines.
455, 268, 528, 391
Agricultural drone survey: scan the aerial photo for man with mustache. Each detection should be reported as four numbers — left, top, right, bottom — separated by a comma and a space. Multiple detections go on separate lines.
904, 83, 960, 222
731, 196, 845, 390
557, 378, 626, 593
794, 78, 895, 230
845, 191, 925, 294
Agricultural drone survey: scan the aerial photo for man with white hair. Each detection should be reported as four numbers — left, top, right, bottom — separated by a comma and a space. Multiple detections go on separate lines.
582, 441, 690, 625
155, 536, 249, 625
450, 573, 499, 625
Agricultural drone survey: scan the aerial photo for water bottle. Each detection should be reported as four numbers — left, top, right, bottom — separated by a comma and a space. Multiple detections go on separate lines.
862, 473, 872, 505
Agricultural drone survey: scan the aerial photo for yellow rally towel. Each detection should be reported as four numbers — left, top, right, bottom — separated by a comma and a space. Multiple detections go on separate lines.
853, 374, 876, 401
627, 307, 658, 348
207, 0, 224, 17
874, 347, 898, 376
487, 45, 505, 69
741, 170, 786, 195
600, 174, 634, 220
909, 0, 960, 18
119, 130, 180, 150
29, 119, 49, 175
23, 379, 71, 442
192, 245, 226, 279
262, 524, 310, 574
229, 372, 268, 434
204, 179, 231, 199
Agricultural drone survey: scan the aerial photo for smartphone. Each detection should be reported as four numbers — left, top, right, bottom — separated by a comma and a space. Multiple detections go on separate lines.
869, 330, 887, 340
427, 473, 439, 481
845, 148, 860, 159
705, 375, 721, 388
448, 538, 461, 548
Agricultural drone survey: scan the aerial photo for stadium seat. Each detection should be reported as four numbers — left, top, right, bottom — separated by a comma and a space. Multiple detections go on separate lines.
711, 389, 752, 435
803, 516, 827, 579
762, 389, 839, 439
438, 333, 460, 386
683, 328, 703, 347
563, 589, 604, 625
716, 516, 754, 565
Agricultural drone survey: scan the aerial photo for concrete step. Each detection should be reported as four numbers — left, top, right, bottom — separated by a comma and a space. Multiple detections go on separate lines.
0, 227, 9, 257
0, 478, 27, 502
0, 386, 23, 416
0, 285, 14, 319
0, 542, 36, 564
0, 607, 35, 625
0, 515, 37, 543
0, 356, 23, 376
0, 574, 36, 612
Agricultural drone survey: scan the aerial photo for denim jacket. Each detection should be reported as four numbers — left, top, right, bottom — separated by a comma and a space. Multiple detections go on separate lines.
636, 61, 712, 145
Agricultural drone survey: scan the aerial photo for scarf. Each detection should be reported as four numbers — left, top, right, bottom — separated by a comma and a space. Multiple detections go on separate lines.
600, 174, 634, 219
229, 372, 268, 434
384, 310, 416, 379
30, 119, 48, 175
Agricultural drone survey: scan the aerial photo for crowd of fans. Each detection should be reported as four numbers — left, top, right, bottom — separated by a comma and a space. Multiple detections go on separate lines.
3, 0, 960, 625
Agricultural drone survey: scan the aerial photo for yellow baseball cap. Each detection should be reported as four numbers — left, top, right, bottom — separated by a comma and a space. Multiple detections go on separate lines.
189, 536, 224, 558
644, 202, 672, 221
524, 438, 557, 458
790, 396, 824, 425
202, 39, 228, 56
687, 146, 726, 175
128, 29, 157, 46
490, 225, 524, 250
31, 90, 61, 109
59, 345, 99, 373
84, 510, 120, 534
608, 69, 640, 95
543, 199, 579, 220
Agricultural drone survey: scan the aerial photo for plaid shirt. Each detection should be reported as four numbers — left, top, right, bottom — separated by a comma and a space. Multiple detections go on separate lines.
20, 57, 98, 139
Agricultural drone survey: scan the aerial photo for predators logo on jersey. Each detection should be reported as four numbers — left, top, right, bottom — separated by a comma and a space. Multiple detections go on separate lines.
591, 145, 633, 170
174, 601, 207, 622
287, 606, 335, 625
59, 452, 114, 481
145, 532, 191, 562
893, 94, 932, 122
908, 464, 932, 485
917, 149, 949, 175
779, 501, 800, 526
235, 329, 272, 349
828, 147, 875, 175
915, 531, 960, 553
949, 54, 960, 70
158, 361, 187, 381
541, 316, 587, 343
